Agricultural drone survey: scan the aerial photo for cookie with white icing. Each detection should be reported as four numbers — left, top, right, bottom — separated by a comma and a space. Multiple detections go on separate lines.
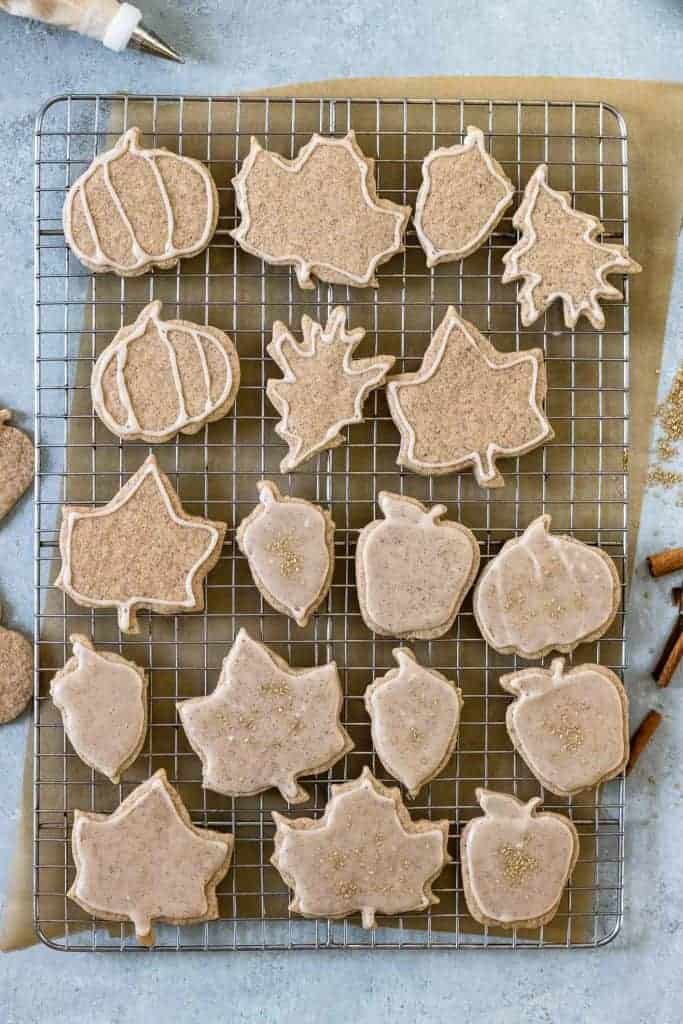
236, 481, 335, 627
364, 648, 463, 797
271, 767, 450, 929
355, 492, 480, 640
69, 769, 233, 946
91, 301, 240, 444
178, 628, 353, 803
50, 635, 148, 784
56, 454, 227, 633
267, 307, 395, 471
473, 514, 621, 659
501, 164, 641, 329
231, 132, 411, 289
414, 126, 514, 267
63, 127, 218, 277
386, 306, 553, 486
500, 658, 629, 796
460, 788, 579, 930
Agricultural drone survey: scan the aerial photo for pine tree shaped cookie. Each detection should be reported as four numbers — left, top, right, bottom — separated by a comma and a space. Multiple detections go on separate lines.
387, 307, 553, 486
267, 307, 395, 472
502, 164, 641, 329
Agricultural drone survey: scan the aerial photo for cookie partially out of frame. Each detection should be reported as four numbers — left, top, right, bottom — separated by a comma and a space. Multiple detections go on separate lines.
63, 127, 219, 277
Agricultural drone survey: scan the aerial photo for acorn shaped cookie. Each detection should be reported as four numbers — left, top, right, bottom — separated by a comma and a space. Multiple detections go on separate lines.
460, 788, 579, 930
0, 603, 33, 724
0, 409, 34, 523
500, 659, 629, 796
236, 481, 335, 628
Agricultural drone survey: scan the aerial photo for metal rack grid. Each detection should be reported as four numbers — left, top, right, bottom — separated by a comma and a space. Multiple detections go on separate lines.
33, 94, 630, 951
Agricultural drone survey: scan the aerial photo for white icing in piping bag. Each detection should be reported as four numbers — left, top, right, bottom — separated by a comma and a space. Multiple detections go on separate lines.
0, 0, 183, 61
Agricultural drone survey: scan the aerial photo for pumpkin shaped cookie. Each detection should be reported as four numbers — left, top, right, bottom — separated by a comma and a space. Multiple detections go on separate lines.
91, 301, 240, 443
473, 514, 621, 659
460, 788, 579, 930
500, 658, 629, 796
63, 127, 219, 277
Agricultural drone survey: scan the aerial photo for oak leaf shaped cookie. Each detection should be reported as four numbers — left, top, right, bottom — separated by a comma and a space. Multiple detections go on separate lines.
356, 491, 480, 640
56, 454, 226, 634
460, 788, 579, 929
63, 127, 219, 277
473, 514, 621, 659
501, 164, 641, 329
231, 132, 411, 289
364, 648, 463, 798
50, 635, 148, 784
271, 767, 450, 928
267, 307, 395, 471
0, 602, 33, 725
387, 306, 553, 486
178, 628, 352, 803
414, 126, 515, 266
500, 658, 629, 797
69, 769, 233, 945
0, 408, 34, 523
91, 301, 240, 443
236, 481, 335, 627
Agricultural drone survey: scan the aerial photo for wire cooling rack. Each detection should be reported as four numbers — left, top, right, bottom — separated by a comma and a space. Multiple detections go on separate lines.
33, 94, 630, 951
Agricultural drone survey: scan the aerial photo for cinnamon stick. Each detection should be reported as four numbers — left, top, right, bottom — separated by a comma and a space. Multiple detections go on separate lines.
647, 547, 683, 578
626, 710, 663, 776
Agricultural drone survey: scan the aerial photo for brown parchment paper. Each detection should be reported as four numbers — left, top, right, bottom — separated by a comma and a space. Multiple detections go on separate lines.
3, 76, 683, 953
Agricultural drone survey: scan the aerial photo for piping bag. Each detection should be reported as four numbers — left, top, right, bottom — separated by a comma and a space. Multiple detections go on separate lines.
0, 0, 183, 61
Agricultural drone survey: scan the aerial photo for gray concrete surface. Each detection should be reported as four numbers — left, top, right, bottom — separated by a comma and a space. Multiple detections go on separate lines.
1, 1, 683, 1020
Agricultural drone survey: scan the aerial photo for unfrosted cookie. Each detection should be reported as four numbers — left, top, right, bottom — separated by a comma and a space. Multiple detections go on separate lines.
414, 126, 514, 266
178, 628, 352, 803
56, 454, 226, 633
69, 769, 233, 946
236, 481, 335, 627
501, 164, 641, 329
386, 306, 553, 486
231, 132, 411, 289
500, 658, 629, 796
271, 767, 450, 928
355, 492, 480, 640
50, 635, 147, 784
364, 648, 462, 798
460, 788, 579, 930
0, 409, 34, 523
473, 514, 621, 659
63, 127, 218, 277
0, 603, 33, 724
267, 307, 395, 471
91, 301, 240, 444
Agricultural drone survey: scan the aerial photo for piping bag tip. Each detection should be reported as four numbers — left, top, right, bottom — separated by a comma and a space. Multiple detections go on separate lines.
128, 22, 184, 63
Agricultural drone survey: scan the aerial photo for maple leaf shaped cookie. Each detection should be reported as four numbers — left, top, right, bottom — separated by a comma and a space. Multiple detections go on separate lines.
502, 164, 641, 329
386, 306, 553, 486
56, 454, 226, 633
50, 635, 147, 784
271, 768, 450, 928
69, 769, 233, 945
231, 132, 411, 289
267, 307, 395, 471
178, 628, 353, 803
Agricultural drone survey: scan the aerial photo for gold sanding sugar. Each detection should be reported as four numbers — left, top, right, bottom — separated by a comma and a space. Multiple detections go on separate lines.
267, 533, 302, 577
648, 466, 683, 487
499, 843, 539, 886
659, 365, 683, 445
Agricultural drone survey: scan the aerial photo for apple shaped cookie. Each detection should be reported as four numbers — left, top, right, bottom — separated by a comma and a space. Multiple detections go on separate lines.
473, 514, 621, 659
50, 635, 148, 784
460, 788, 579, 930
364, 648, 463, 797
177, 629, 352, 803
500, 658, 629, 796
355, 492, 480, 640
0, 604, 33, 724
271, 768, 450, 928
236, 481, 335, 627
0, 409, 34, 523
